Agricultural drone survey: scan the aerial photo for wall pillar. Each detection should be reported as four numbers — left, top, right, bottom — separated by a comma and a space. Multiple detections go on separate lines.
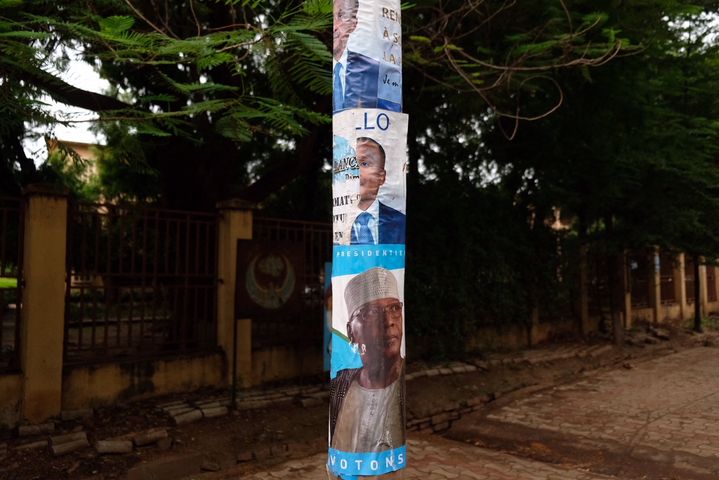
650, 247, 661, 324
699, 258, 708, 316
216, 200, 253, 388
674, 253, 687, 321
20, 186, 68, 423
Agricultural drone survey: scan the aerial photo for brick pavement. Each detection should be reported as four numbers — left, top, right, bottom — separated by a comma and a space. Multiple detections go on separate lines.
241, 433, 615, 479
458, 347, 719, 477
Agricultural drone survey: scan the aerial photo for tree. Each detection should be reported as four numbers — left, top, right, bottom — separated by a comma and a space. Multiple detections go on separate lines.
481, 2, 719, 341
1, 0, 633, 211
1, 0, 333, 206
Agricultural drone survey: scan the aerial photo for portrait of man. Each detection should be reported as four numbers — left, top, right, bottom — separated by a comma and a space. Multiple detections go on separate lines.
333, 0, 401, 113
346, 137, 405, 245
329, 267, 406, 452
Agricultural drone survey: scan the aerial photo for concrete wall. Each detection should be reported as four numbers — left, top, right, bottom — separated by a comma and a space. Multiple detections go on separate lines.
0, 374, 21, 428
62, 353, 226, 410
464, 319, 576, 353
632, 307, 654, 324
251, 345, 324, 385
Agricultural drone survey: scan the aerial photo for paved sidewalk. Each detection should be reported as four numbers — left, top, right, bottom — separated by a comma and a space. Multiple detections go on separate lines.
451, 347, 719, 478
241, 433, 616, 479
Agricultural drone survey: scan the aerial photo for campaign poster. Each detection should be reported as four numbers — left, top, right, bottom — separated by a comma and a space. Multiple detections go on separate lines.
329, 107, 408, 480
333, 0, 403, 113
332, 109, 408, 247
328, 266, 406, 478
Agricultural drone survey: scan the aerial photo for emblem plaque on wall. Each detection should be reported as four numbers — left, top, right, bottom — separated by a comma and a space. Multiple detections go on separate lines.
235, 240, 303, 316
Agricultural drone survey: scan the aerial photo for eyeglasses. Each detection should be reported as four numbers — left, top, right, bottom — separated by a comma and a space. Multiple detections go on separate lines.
356, 302, 403, 322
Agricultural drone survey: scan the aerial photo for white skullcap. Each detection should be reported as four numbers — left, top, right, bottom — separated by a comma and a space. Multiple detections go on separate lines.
344, 267, 399, 316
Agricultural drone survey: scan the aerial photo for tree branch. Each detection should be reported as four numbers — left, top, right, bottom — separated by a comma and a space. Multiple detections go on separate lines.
5, 60, 131, 112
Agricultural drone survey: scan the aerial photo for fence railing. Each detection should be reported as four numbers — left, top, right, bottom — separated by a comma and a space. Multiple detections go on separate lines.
250, 217, 332, 348
64, 202, 219, 364
629, 251, 652, 308
708, 266, 717, 303
659, 253, 677, 304
0, 196, 24, 371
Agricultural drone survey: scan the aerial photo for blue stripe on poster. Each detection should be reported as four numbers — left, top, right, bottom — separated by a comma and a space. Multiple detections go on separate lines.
327, 445, 407, 477
330, 332, 363, 379
332, 245, 405, 277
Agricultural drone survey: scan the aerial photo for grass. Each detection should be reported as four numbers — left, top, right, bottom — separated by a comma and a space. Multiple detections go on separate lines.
0, 277, 17, 289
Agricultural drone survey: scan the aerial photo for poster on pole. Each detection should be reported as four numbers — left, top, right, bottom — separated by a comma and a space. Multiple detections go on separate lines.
329, 112, 408, 478
330, 0, 407, 477
332, 109, 407, 247
333, 0, 402, 113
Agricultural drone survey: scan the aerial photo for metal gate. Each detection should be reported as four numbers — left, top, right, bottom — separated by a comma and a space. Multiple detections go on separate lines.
65, 201, 218, 364
0, 196, 23, 371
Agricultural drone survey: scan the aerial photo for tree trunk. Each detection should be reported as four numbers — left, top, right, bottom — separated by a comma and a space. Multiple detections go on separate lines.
578, 245, 591, 336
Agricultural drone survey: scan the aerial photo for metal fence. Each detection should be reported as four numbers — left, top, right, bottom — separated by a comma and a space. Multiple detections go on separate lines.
659, 252, 677, 304
0, 197, 23, 371
249, 217, 332, 349
629, 250, 652, 308
65, 202, 218, 364
685, 256, 696, 304
708, 266, 717, 303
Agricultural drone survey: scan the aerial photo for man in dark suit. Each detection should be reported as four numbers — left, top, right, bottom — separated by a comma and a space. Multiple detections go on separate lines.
333, 0, 401, 113
349, 137, 405, 245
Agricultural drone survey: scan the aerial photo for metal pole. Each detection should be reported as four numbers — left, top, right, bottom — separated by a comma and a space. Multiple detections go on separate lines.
231, 316, 238, 409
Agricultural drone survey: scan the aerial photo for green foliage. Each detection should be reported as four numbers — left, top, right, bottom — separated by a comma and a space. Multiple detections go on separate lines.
46, 143, 101, 201
98, 15, 135, 34
92, 122, 161, 203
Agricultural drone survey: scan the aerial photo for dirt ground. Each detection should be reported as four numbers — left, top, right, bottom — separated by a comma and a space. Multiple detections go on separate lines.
0, 323, 712, 480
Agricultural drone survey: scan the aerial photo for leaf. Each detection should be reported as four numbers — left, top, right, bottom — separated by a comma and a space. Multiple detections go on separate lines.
581, 12, 609, 28
409, 35, 432, 44
603, 27, 619, 43
135, 123, 171, 137
196, 52, 235, 70
215, 114, 254, 142
98, 16, 135, 35
0, 31, 52, 39
514, 40, 558, 56
303, 0, 331, 15
0, 0, 22, 8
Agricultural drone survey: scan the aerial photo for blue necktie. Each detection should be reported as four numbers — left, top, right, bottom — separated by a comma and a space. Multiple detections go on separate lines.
333, 62, 343, 111
351, 212, 374, 245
